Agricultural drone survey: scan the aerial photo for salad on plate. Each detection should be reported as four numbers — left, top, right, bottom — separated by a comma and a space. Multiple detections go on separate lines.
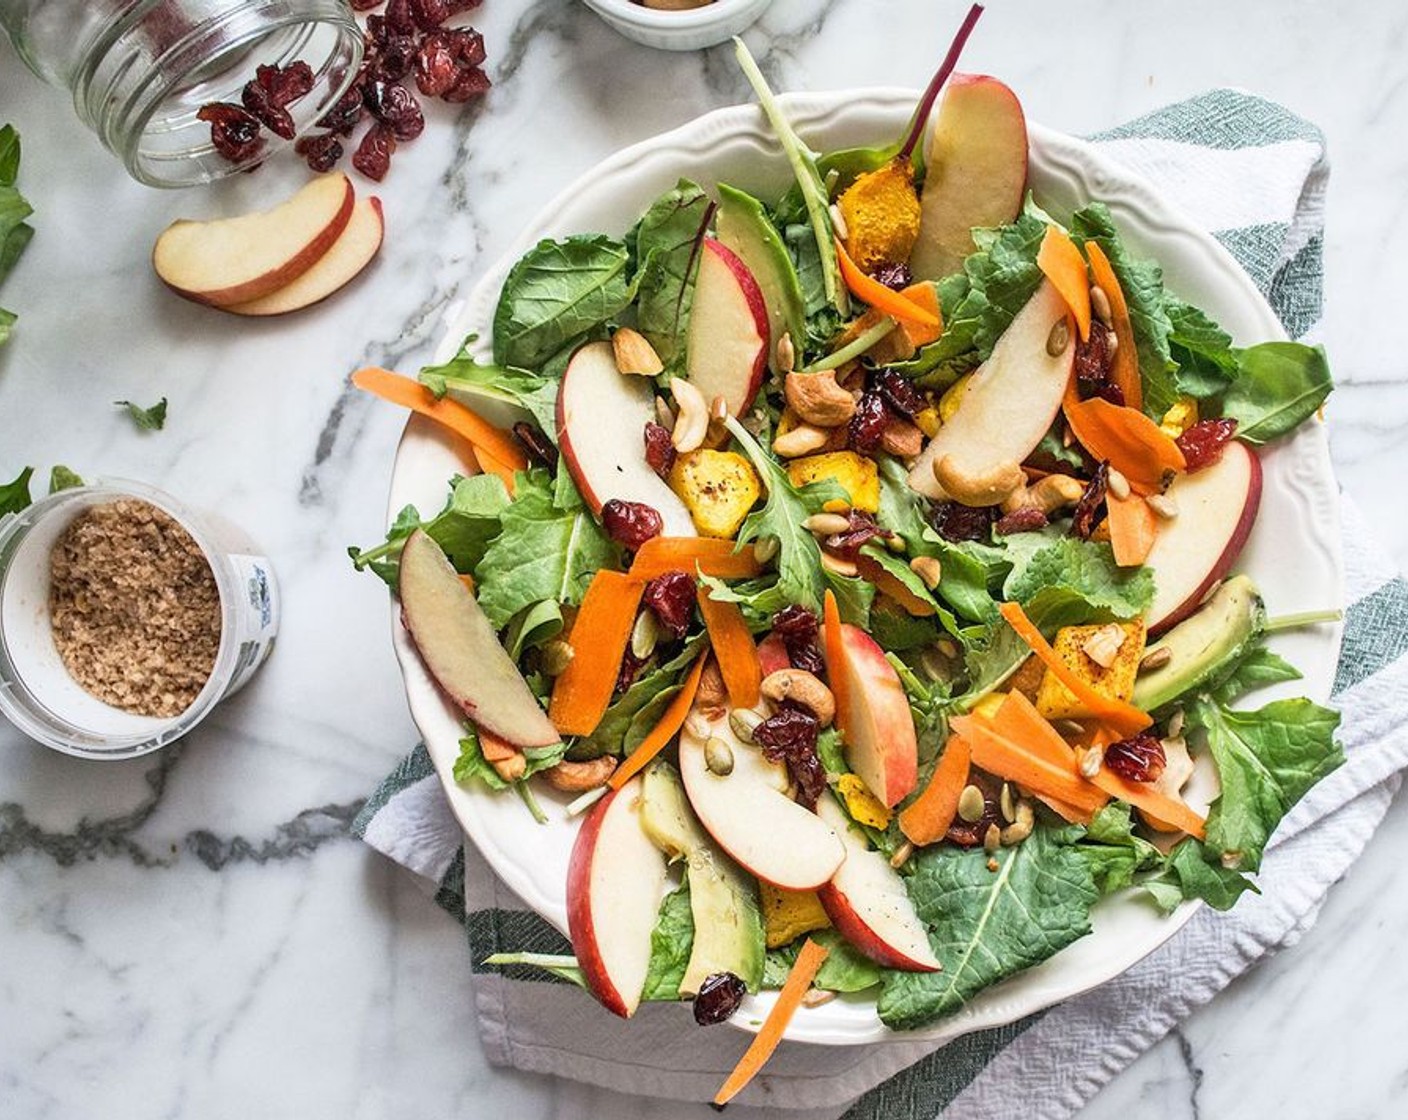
352, 4, 1341, 1100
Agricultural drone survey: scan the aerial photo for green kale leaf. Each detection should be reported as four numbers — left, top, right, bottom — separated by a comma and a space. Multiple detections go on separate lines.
0, 124, 33, 344
1218, 342, 1333, 445
473, 469, 619, 628
116, 397, 168, 431
876, 825, 1098, 1029
492, 235, 635, 369
48, 465, 84, 493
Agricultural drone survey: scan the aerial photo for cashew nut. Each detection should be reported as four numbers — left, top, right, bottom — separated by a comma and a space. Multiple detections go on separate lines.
760, 668, 836, 726
669, 377, 709, 453
1000, 473, 1086, 515
933, 455, 1025, 507
772, 420, 829, 458
784, 368, 856, 428
612, 327, 664, 376
542, 756, 618, 792
879, 418, 924, 459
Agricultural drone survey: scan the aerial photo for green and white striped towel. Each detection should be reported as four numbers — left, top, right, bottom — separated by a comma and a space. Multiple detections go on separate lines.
355, 90, 1407, 1118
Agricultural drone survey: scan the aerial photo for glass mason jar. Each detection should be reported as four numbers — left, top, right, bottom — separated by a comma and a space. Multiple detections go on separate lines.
0, 0, 363, 188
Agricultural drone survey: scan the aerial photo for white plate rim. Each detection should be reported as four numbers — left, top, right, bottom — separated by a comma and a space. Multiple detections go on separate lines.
385, 88, 1344, 1046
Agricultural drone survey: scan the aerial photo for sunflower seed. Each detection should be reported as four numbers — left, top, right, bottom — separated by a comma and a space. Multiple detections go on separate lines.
1090, 284, 1112, 326
803, 512, 852, 535
983, 823, 1002, 853
1000, 783, 1016, 824
889, 841, 914, 870
1106, 467, 1131, 500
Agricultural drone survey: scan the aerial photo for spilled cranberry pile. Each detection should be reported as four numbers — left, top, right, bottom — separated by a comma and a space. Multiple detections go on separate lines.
199, 0, 490, 180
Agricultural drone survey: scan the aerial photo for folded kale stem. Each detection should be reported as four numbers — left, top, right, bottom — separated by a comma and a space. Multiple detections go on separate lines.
1262, 608, 1344, 633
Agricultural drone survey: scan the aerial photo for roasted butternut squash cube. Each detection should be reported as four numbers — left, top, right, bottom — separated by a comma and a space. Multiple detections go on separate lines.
836, 160, 921, 273
759, 882, 832, 950
834, 773, 892, 829
668, 449, 760, 539
785, 451, 880, 513
1035, 619, 1147, 720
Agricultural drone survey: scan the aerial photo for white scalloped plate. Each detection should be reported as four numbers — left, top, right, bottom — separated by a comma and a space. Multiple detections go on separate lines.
386, 89, 1343, 1046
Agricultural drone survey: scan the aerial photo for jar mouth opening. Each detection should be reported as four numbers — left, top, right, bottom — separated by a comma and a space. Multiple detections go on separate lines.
75, 1, 362, 188
0, 482, 252, 758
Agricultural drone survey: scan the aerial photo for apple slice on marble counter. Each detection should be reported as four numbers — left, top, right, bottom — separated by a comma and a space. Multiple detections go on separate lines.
153, 172, 355, 307
226, 196, 384, 317
556, 340, 696, 536
566, 775, 670, 1018
397, 528, 561, 749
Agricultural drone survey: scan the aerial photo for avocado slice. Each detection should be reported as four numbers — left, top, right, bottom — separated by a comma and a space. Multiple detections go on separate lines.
1133, 575, 1266, 713
639, 761, 765, 995
715, 183, 807, 373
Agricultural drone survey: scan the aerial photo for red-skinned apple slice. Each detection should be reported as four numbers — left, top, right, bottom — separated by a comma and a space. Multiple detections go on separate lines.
566, 775, 670, 1018
756, 632, 791, 677
908, 280, 1074, 500
1143, 441, 1263, 633
679, 709, 846, 890
814, 794, 942, 972
398, 528, 561, 748
226, 196, 384, 316
153, 172, 355, 307
556, 340, 695, 536
908, 74, 1028, 282
685, 238, 769, 417
828, 623, 918, 808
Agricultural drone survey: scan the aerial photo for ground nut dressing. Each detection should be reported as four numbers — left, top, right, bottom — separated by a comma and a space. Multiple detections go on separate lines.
48, 499, 220, 717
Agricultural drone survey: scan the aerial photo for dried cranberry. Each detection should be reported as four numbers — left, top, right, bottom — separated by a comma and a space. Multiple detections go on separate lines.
412, 0, 481, 30
1074, 321, 1117, 401
318, 83, 364, 135
871, 367, 926, 420
352, 122, 396, 180
928, 500, 995, 543
1176, 418, 1238, 472
372, 33, 419, 81
363, 79, 425, 139
823, 509, 891, 561
384, 0, 417, 34
616, 645, 648, 693
197, 103, 264, 162
945, 767, 1004, 848
1071, 462, 1108, 540
415, 31, 459, 96
241, 88, 293, 140
771, 605, 824, 675
294, 132, 343, 172
443, 26, 486, 67
994, 506, 1049, 535
443, 64, 490, 103
693, 971, 746, 1025
848, 391, 889, 453
255, 60, 314, 106
643, 571, 695, 639
871, 261, 914, 291
754, 703, 826, 808
511, 422, 557, 471
601, 499, 663, 552
1104, 732, 1167, 783
643, 421, 677, 481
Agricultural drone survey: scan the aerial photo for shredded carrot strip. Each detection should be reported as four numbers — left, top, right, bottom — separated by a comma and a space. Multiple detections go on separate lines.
822, 590, 850, 729
897, 281, 944, 347
1037, 226, 1092, 340
898, 734, 972, 845
835, 239, 941, 329
478, 728, 517, 763
714, 937, 830, 1106
351, 367, 527, 492
1084, 241, 1142, 411
1107, 492, 1157, 567
607, 656, 707, 791
997, 602, 1152, 737
855, 553, 934, 617
1063, 381, 1187, 495
697, 586, 761, 709
1090, 767, 1207, 839
548, 571, 644, 736
629, 537, 763, 581
949, 715, 1108, 817
989, 691, 1080, 767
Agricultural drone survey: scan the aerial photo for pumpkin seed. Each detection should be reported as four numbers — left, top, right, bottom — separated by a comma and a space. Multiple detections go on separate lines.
728, 708, 764, 744
1090, 284, 1113, 326
1139, 646, 1173, 672
704, 736, 735, 776
1046, 318, 1070, 356
957, 784, 986, 823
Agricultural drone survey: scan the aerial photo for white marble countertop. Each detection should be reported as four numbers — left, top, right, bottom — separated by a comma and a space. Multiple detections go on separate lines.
2, 2, 1405, 1117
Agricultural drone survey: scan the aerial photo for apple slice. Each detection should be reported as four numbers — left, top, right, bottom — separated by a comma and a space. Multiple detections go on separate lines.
566, 775, 670, 1018
556, 340, 695, 536
679, 709, 846, 890
829, 623, 918, 808
153, 172, 355, 307
756, 632, 791, 678
814, 794, 942, 972
908, 280, 1073, 500
908, 74, 1028, 282
398, 528, 561, 748
1143, 441, 1263, 633
684, 238, 769, 417
225, 197, 384, 316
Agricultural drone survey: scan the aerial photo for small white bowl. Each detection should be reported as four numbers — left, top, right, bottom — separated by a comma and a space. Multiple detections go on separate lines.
579, 0, 772, 51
